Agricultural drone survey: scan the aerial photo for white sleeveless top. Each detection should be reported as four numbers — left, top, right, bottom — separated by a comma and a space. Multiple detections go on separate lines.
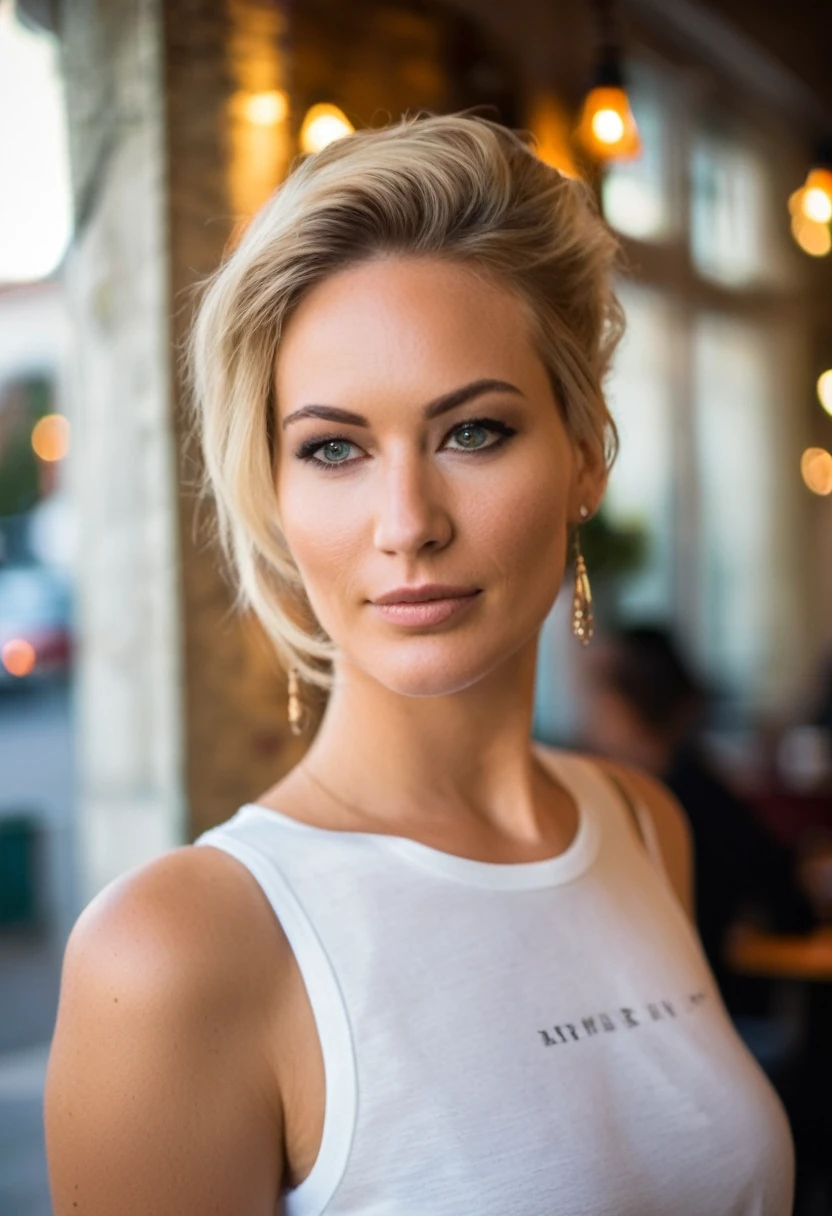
194, 746, 794, 1216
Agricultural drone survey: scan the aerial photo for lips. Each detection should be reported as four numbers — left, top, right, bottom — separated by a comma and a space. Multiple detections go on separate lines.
370, 590, 481, 627
372, 584, 481, 605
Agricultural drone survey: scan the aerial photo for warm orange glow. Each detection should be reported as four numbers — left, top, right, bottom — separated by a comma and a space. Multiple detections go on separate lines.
576, 86, 641, 162
817, 370, 832, 416
299, 104, 354, 155
241, 90, 288, 127
787, 188, 804, 216
801, 167, 832, 223
2, 638, 36, 677
529, 96, 579, 177
31, 413, 70, 462
791, 211, 832, 257
800, 447, 832, 495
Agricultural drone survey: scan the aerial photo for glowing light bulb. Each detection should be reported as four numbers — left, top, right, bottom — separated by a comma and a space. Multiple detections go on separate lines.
299, 104, 354, 155
800, 447, 832, 496
31, 414, 69, 462
803, 187, 832, 224
591, 109, 625, 145
576, 86, 641, 162
817, 370, 832, 416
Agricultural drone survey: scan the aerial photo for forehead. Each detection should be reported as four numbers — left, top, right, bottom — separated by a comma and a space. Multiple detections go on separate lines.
274, 256, 548, 414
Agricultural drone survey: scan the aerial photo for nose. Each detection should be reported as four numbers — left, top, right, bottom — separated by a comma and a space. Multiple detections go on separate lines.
372, 451, 453, 557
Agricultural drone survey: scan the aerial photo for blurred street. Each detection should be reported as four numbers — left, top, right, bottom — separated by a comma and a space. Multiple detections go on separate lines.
0, 681, 75, 1216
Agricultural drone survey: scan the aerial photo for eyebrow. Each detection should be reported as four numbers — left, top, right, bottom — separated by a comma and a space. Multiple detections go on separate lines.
280, 378, 525, 430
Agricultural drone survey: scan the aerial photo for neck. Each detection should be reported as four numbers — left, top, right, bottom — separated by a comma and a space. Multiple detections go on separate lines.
300, 633, 559, 846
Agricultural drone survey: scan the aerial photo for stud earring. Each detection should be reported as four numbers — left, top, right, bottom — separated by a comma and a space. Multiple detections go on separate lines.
572, 507, 594, 646
287, 666, 305, 735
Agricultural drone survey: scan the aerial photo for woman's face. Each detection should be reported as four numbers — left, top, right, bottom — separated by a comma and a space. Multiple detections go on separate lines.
274, 255, 606, 697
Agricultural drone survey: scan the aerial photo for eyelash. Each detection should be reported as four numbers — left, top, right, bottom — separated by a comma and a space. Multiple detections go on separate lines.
294, 417, 518, 471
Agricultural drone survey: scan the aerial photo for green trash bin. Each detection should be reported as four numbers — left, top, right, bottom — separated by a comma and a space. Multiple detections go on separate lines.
0, 815, 38, 927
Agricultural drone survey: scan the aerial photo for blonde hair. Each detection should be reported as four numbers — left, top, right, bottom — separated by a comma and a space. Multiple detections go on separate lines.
187, 112, 624, 690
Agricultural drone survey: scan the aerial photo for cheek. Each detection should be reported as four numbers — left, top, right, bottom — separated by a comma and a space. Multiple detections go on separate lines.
277, 475, 366, 627
466, 451, 569, 593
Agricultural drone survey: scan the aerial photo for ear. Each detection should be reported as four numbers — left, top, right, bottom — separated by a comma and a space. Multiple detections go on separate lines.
568, 435, 608, 524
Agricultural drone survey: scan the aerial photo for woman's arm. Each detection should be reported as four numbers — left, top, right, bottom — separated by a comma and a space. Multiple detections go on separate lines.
598, 758, 696, 923
44, 847, 287, 1216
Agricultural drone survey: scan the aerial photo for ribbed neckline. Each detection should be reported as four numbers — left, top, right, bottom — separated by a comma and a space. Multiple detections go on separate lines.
238, 745, 601, 891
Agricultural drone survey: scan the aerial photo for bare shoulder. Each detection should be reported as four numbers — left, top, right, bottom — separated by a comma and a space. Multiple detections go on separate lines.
593, 755, 696, 922
45, 845, 289, 1215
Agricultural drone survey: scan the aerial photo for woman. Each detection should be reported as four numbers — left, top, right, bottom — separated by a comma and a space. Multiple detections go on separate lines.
44, 114, 794, 1215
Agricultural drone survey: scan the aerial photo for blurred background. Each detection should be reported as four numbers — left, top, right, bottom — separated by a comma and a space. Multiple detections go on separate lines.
1, 0, 831, 1211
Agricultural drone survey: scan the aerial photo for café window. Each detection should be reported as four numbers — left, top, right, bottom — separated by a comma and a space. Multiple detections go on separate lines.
534, 55, 806, 738
690, 129, 771, 287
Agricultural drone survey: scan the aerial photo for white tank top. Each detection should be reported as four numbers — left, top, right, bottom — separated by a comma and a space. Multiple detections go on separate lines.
194, 745, 794, 1216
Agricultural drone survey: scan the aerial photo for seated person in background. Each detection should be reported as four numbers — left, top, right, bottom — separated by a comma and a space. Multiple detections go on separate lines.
582, 624, 816, 1017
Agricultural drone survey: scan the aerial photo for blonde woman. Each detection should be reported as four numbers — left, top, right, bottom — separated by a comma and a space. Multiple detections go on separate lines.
45, 114, 794, 1215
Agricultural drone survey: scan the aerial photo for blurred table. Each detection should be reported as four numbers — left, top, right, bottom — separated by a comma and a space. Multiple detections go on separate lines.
725, 925, 832, 981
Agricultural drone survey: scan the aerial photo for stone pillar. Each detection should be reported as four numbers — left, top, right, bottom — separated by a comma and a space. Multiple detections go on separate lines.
59, 0, 307, 894
60, 0, 186, 899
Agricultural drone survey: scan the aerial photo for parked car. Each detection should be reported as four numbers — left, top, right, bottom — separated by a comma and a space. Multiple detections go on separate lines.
0, 563, 73, 688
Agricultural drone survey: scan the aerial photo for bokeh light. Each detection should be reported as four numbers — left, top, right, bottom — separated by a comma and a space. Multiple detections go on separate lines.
817, 370, 832, 416
242, 90, 288, 126
803, 187, 832, 224
800, 447, 832, 495
299, 103, 354, 155
790, 211, 832, 257
2, 638, 36, 677
31, 413, 70, 462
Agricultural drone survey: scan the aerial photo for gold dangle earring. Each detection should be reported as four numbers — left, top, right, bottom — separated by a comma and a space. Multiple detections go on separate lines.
571, 505, 594, 646
287, 665, 305, 736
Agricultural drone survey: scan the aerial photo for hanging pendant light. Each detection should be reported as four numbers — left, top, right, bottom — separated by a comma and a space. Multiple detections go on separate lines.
575, 1, 641, 164
576, 46, 642, 163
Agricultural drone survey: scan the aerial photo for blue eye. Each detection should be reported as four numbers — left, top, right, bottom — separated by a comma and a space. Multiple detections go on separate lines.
313, 440, 355, 465
449, 423, 491, 450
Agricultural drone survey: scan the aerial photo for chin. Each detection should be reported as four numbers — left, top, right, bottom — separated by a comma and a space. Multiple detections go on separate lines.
348, 625, 534, 698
